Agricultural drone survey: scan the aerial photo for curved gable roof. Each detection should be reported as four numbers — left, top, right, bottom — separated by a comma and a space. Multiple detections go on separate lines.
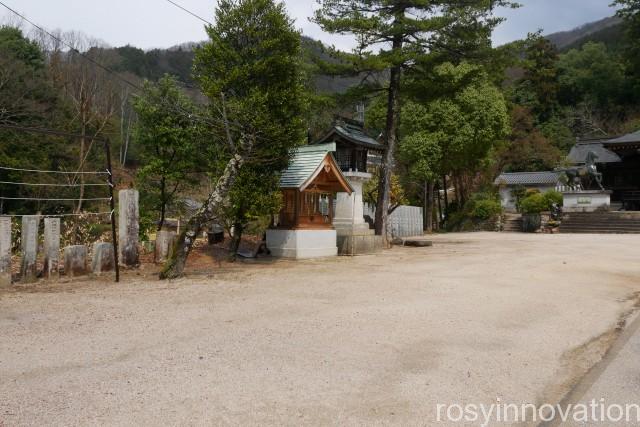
280, 143, 352, 194
315, 124, 385, 151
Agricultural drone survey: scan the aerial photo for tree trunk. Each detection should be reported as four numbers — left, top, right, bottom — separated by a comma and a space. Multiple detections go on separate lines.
158, 177, 166, 232
374, 35, 403, 244
426, 181, 435, 233
436, 182, 443, 230
159, 139, 253, 280
422, 180, 428, 232
442, 175, 449, 220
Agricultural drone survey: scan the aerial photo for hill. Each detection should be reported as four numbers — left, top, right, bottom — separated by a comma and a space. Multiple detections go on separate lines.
545, 16, 624, 52
108, 36, 360, 94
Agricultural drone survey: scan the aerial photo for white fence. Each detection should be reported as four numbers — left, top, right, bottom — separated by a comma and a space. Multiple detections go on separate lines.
363, 203, 424, 238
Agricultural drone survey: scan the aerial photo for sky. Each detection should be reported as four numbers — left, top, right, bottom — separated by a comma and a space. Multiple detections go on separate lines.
0, 0, 619, 51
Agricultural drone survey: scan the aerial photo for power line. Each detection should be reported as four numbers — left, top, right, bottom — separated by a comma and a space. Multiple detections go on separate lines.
0, 166, 109, 175
0, 1, 262, 144
0, 181, 109, 187
1, 211, 114, 218
0, 197, 112, 201
0, 1, 143, 91
0, 166, 108, 175
0, 1, 243, 132
163, 0, 213, 25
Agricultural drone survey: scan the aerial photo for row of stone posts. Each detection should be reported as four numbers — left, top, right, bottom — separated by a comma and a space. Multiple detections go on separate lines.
0, 189, 143, 287
0, 215, 117, 286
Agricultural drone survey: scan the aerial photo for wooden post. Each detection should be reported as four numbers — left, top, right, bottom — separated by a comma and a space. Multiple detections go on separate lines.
104, 139, 119, 282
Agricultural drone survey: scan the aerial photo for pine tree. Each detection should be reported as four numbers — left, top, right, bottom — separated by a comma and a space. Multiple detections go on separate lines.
314, 0, 515, 242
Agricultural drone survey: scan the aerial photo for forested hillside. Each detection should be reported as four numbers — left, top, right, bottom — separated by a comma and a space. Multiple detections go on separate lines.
546, 16, 623, 51
107, 36, 361, 93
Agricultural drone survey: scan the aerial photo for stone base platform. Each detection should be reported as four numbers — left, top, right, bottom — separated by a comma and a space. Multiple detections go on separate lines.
336, 228, 384, 255
266, 229, 338, 259
563, 190, 612, 213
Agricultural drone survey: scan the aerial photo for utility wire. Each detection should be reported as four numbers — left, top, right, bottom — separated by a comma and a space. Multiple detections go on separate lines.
0, 197, 112, 201
0, 0, 268, 157
0, 166, 109, 175
163, 0, 213, 25
0, 181, 109, 187
0, 1, 143, 91
1, 211, 113, 218
0, 1, 246, 133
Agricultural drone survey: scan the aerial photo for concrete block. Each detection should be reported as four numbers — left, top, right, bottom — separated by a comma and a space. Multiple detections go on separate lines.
266, 229, 338, 259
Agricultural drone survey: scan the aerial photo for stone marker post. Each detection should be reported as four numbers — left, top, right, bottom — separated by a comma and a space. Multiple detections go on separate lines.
63, 245, 88, 277
92, 242, 115, 275
118, 189, 139, 266
155, 230, 176, 263
0, 216, 11, 287
20, 215, 39, 283
43, 218, 61, 278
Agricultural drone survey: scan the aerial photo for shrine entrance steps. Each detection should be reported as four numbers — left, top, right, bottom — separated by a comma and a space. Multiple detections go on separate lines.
501, 214, 523, 232
560, 211, 640, 234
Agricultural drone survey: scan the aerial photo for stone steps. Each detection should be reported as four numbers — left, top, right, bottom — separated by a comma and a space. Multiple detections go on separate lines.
501, 215, 523, 233
560, 212, 640, 234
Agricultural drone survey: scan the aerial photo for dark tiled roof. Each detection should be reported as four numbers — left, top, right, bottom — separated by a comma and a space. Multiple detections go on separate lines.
494, 171, 561, 186
606, 130, 640, 144
568, 142, 622, 164
315, 123, 384, 151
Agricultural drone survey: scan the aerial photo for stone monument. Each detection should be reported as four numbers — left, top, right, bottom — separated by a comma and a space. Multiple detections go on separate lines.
118, 189, 139, 266
64, 245, 88, 277
0, 216, 11, 287
92, 242, 115, 274
20, 215, 39, 283
43, 218, 61, 278
155, 230, 176, 263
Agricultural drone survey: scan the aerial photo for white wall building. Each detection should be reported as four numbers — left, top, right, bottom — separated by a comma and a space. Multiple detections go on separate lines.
494, 171, 562, 212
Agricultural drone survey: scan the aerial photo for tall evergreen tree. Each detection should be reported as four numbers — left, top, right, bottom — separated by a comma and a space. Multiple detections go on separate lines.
133, 75, 203, 232
314, 0, 515, 242
194, 0, 306, 258
161, 0, 306, 278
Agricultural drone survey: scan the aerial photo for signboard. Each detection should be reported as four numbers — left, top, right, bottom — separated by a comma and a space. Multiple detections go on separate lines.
577, 197, 593, 205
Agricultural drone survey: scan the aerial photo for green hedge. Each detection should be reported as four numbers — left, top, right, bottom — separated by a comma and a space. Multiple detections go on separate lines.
520, 190, 563, 214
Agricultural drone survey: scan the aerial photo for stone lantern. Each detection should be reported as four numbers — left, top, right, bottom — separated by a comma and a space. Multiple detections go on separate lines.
312, 117, 385, 254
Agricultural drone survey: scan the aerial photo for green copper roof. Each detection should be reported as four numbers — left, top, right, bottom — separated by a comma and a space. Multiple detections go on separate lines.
280, 143, 337, 189
314, 121, 385, 151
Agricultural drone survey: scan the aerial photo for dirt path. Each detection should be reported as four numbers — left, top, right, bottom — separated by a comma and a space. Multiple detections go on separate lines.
1, 233, 639, 426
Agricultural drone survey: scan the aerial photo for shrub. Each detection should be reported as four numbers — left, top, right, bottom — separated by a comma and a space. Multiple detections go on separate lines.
543, 190, 563, 207
471, 199, 502, 220
519, 193, 548, 214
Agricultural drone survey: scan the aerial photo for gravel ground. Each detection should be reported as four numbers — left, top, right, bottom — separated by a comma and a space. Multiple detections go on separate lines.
1, 232, 639, 426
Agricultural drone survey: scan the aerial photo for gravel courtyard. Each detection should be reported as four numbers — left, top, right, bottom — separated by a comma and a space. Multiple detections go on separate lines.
1, 232, 639, 426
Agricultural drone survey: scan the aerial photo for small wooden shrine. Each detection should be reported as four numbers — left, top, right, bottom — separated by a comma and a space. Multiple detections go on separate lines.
267, 143, 353, 259
277, 143, 352, 229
